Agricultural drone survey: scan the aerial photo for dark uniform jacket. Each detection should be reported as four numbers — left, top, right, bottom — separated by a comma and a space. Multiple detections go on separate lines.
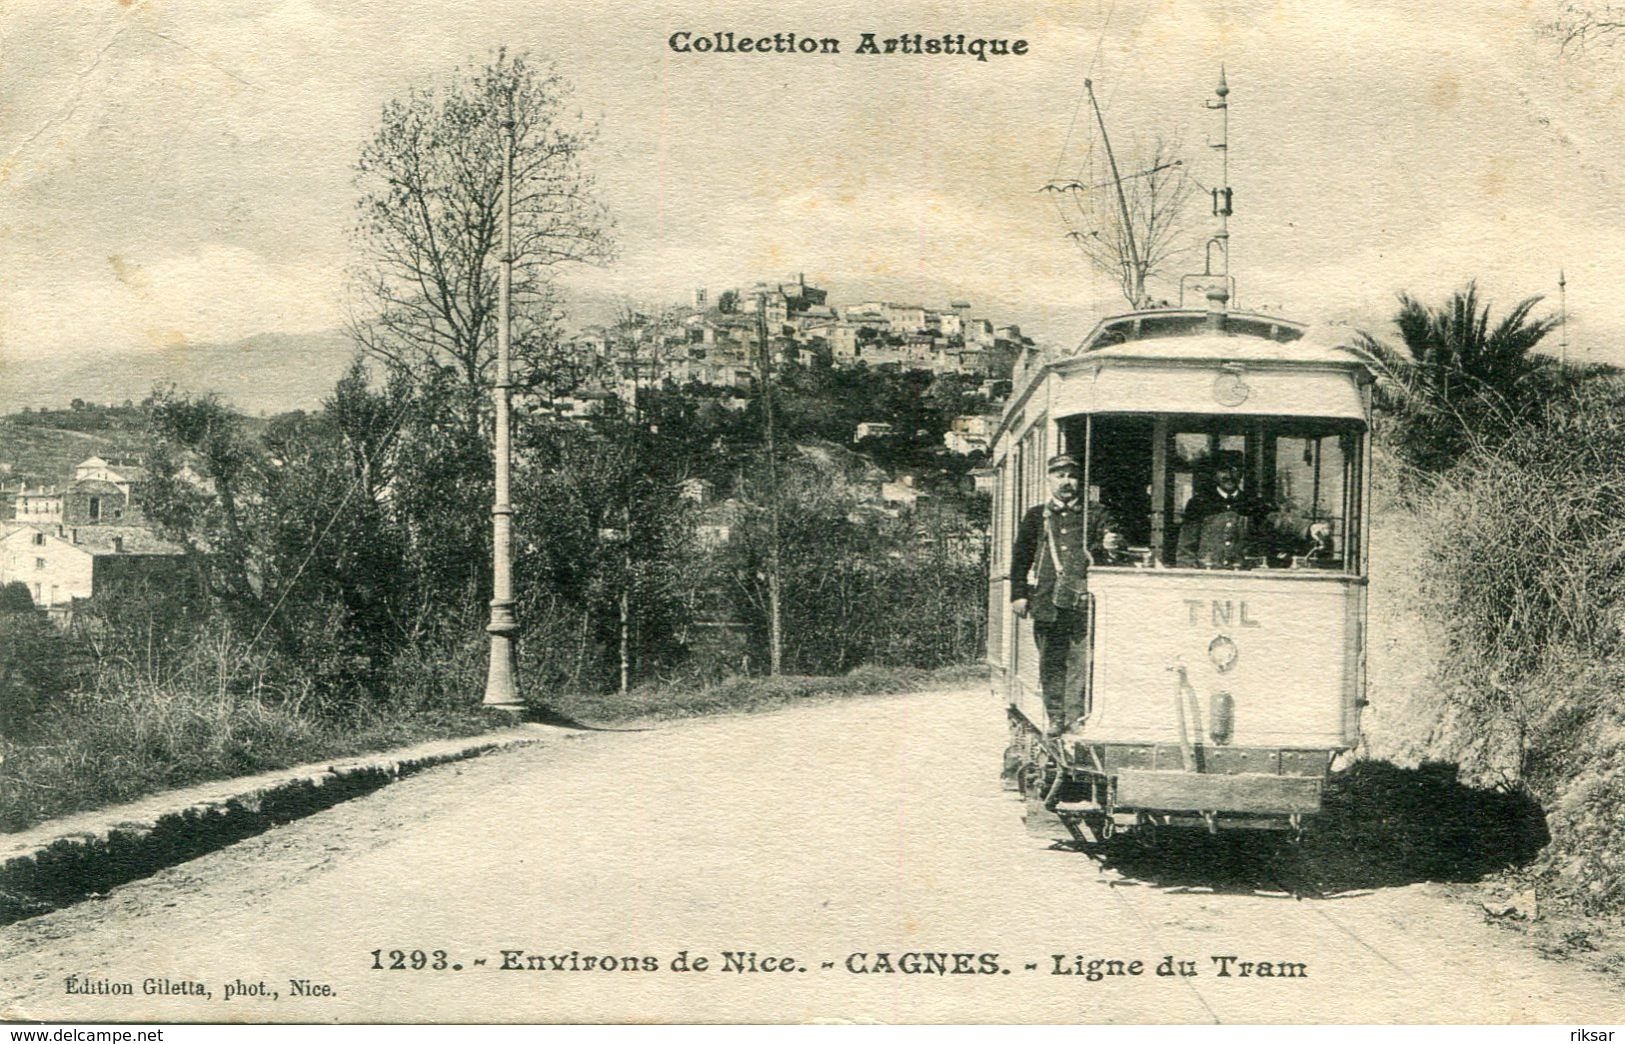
1176, 488, 1268, 568
1009, 498, 1115, 623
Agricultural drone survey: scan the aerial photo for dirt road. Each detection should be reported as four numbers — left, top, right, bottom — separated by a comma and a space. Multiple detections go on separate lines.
3, 686, 1620, 1023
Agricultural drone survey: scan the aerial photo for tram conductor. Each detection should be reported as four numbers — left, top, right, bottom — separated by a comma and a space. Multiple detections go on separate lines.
1009, 453, 1122, 737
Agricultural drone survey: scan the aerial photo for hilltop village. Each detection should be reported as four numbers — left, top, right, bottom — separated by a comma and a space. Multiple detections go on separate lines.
552, 274, 1024, 430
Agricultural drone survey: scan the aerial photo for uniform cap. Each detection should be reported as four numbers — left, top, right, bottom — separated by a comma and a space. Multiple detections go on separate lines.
1047, 453, 1082, 474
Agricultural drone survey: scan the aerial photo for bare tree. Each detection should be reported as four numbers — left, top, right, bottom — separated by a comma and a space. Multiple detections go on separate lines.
1045, 134, 1195, 308
349, 50, 615, 414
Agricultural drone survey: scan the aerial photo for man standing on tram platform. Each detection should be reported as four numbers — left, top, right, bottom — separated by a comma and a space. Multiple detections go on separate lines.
1009, 453, 1122, 738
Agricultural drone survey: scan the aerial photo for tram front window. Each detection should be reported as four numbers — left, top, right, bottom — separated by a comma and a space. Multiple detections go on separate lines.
1080, 415, 1363, 574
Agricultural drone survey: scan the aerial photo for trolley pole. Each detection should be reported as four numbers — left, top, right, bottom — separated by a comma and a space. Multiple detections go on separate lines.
484, 112, 523, 712
1085, 79, 1145, 308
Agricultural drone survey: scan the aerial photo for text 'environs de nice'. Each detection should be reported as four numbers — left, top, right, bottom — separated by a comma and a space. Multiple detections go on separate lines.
668, 32, 1030, 61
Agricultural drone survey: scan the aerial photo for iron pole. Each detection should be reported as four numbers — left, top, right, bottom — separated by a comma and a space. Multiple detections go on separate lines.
484, 114, 523, 711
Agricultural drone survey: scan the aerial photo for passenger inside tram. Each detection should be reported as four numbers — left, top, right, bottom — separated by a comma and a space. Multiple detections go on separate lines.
1073, 416, 1360, 572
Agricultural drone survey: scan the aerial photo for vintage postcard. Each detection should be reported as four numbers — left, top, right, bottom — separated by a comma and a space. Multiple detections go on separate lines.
2, 0, 1624, 1027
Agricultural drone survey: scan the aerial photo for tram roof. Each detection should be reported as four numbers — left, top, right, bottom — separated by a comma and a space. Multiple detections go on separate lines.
994, 311, 1375, 444
1066, 332, 1371, 369
1073, 308, 1309, 353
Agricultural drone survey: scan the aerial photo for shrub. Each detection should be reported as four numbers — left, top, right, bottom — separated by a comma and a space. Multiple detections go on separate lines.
1413, 378, 1625, 777
1402, 375, 1625, 915
0, 608, 82, 736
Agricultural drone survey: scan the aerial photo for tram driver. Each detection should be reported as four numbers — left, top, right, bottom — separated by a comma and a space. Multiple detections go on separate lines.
1009, 453, 1123, 737
1176, 455, 1271, 569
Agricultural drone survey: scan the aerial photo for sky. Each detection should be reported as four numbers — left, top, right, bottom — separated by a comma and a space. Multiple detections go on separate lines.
5, 0, 1625, 387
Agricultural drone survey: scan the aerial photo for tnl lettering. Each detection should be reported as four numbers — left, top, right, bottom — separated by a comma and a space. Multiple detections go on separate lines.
1185, 600, 1261, 628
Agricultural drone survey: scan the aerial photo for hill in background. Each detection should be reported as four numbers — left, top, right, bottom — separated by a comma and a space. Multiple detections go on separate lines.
0, 331, 357, 417
0, 408, 152, 487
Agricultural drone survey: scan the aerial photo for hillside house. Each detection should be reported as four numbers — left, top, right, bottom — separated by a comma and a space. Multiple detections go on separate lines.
679, 477, 715, 504
554, 390, 615, 423
881, 474, 925, 508
855, 421, 895, 441
741, 288, 790, 327
964, 319, 995, 348
694, 499, 743, 551
73, 456, 146, 494
63, 479, 142, 524
883, 303, 927, 333
858, 340, 907, 367
13, 486, 62, 525
828, 324, 861, 363
846, 303, 887, 327
780, 273, 828, 313
948, 347, 990, 375
0, 524, 186, 618
943, 430, 990, 455
951, 414, 995, 438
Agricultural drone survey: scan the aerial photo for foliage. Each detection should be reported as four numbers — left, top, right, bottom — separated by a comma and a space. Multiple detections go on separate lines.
0, 581, 36, 612
1545, 2, 1625, 51
0, 620, 502, 832
513, 411, 702, 692
0, 605, 82, 736
385, 365, 495, 616
722, 462, 986, 675
1384, 374, 1625, 916
1409, 377, 1625, 765
139, 379, 413, 710
1357, 282, 1560, 475
349, 49, 614, 408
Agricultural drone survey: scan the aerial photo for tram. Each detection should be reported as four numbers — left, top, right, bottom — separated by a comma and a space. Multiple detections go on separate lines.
986, 290, 1375, 842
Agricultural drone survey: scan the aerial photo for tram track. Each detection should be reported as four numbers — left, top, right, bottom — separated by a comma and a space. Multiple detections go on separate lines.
1058, 827, 1414, 1020
1083, 855, 1224, 1023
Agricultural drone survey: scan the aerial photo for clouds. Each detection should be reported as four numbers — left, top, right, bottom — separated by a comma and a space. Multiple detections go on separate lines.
2, 0, 1620, 373
2, 244, 341, 359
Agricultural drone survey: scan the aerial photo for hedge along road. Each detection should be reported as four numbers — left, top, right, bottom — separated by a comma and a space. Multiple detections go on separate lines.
2, 686, 1620, 1024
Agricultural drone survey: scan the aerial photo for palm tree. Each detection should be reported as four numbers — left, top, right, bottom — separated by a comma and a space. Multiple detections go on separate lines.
1356, 282, 1559, 472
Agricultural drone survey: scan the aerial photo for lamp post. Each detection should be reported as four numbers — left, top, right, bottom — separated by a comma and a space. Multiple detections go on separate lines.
756, 295, 783, 675
484, 113, 523, 712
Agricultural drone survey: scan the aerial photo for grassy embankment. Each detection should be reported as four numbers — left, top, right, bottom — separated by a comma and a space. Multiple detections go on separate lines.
0, 663, 984, 833
1357, 383, 1625, 975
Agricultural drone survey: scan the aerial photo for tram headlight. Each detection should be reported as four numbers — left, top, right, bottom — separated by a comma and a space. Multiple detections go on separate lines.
1207, 634, 1238, 673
